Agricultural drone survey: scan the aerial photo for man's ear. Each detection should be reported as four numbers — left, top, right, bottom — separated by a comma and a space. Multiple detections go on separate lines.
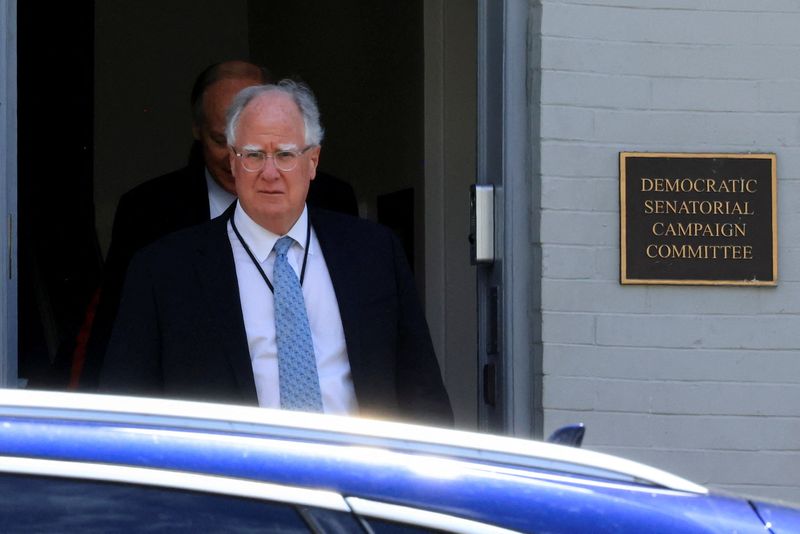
308, 146, 321, 181
192, 123, 201, 141
228, 146, 237, 172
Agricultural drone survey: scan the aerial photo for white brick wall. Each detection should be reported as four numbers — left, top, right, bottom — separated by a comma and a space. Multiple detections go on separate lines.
536, 0, 800, 503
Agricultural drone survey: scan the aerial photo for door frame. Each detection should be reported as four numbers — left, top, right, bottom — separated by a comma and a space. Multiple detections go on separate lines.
0, 0, 18, 388
476, 0, 539, 437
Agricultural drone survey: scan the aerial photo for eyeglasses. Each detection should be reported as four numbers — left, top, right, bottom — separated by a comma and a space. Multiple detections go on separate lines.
233, 145, 315, 173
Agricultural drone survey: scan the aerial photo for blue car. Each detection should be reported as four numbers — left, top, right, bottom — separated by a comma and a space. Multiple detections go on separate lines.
0, 389, 797, 533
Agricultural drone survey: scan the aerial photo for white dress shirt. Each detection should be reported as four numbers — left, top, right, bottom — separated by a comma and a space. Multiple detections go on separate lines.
205, 169, 236, 218
227, 203, 359, 415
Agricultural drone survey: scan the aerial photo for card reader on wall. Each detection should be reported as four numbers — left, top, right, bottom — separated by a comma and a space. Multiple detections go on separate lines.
469, 184, 494, 264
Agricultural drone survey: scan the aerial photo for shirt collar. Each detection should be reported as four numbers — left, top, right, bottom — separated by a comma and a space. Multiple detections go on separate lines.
233, 202, 311, 263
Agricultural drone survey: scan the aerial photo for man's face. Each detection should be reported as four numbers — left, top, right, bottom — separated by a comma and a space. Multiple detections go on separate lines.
193, 77, 262, 194
230, 92, 319, 234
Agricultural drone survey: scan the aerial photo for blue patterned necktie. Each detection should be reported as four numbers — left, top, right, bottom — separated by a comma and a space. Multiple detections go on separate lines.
272, 236, 323, 412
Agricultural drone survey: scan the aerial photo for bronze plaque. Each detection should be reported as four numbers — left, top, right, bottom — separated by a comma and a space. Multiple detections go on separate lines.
620, 152, 777, 285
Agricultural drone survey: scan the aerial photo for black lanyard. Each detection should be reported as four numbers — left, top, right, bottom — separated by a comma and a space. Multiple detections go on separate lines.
229, 208, 311, 293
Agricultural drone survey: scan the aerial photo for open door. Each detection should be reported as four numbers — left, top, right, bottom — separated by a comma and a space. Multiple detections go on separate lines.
423, 1, 478, 429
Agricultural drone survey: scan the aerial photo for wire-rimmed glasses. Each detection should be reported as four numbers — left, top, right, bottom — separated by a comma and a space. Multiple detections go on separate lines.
233, 145, 315, 173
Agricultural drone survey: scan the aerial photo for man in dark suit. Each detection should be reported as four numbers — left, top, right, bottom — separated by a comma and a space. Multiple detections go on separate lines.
79, 61, 357, 388
100, 80, 452, 426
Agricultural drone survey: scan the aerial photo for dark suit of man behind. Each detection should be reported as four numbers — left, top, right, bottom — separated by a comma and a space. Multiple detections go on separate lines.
100, 80, 452, 426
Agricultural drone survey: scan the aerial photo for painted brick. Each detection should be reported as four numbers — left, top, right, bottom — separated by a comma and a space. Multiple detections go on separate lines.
779, 204, 800, 237
715, 484, 800, 505
596, 314, 800, 349
541, 105, 595, 141
542, 37, 800, 80
594, 110, 799, 147
698, 315, 800, 349
759, 81, 800, 112
541, 210, 617, 245
708, 451, 800, 485
540, 142, 619, 178
541, 71, 650, 109
649, 382, 800, 417
594, 246, 619, 279
542, 280, 648, 312
541, 177, 617, 212
542, 377, 596, 411
541, 245, 596, 279
777, 248, 800, 281
549, 1, 800, 13
758, 281, 800, 312
595, 314, 707, 348
773, 148, 800, 176
633, 286, 787, 315
779, 181, 800, 213
538, 0, 800, 505
550, 410, 800, 451
651, 78, 760, 112
543, 345, 800, 384
545, 376, 800, 417
756, 12, 800, 46
542, 312, 595, 344
545, 3, 777, 46
544, 376, 655, 413
650, 415, 800, 451
541, 279, 791, 315
544, 410, 659, 446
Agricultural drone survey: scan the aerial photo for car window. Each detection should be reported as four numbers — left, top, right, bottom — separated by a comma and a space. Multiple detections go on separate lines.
361, 518, 440, 533
301, 506, 367, 533
0, 474, 313, 533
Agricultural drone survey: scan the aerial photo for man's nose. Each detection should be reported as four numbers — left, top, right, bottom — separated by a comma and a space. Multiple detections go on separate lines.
260, 156, 281, 178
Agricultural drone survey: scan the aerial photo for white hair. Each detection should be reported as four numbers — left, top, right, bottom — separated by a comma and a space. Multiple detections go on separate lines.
225, 79, 324, 147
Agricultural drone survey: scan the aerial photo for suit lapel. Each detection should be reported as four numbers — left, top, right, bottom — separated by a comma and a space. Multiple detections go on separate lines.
193, 203, 258, 403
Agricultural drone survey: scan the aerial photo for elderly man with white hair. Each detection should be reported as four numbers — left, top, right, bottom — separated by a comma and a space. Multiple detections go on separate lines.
100, 80, 453, 427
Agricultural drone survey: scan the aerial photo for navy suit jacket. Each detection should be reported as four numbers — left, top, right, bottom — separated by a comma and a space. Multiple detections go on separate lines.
99, 205, 453, 426
81, 160, 358, 388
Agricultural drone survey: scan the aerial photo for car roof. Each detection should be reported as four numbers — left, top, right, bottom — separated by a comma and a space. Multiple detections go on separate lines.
0, 389, 706, 494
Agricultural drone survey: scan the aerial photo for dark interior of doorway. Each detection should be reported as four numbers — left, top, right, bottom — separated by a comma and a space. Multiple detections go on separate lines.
17, 2, 101, 388
15, 1, 424, 389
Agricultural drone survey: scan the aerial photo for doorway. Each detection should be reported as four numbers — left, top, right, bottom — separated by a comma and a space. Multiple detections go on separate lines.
13, 0, 480, 429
